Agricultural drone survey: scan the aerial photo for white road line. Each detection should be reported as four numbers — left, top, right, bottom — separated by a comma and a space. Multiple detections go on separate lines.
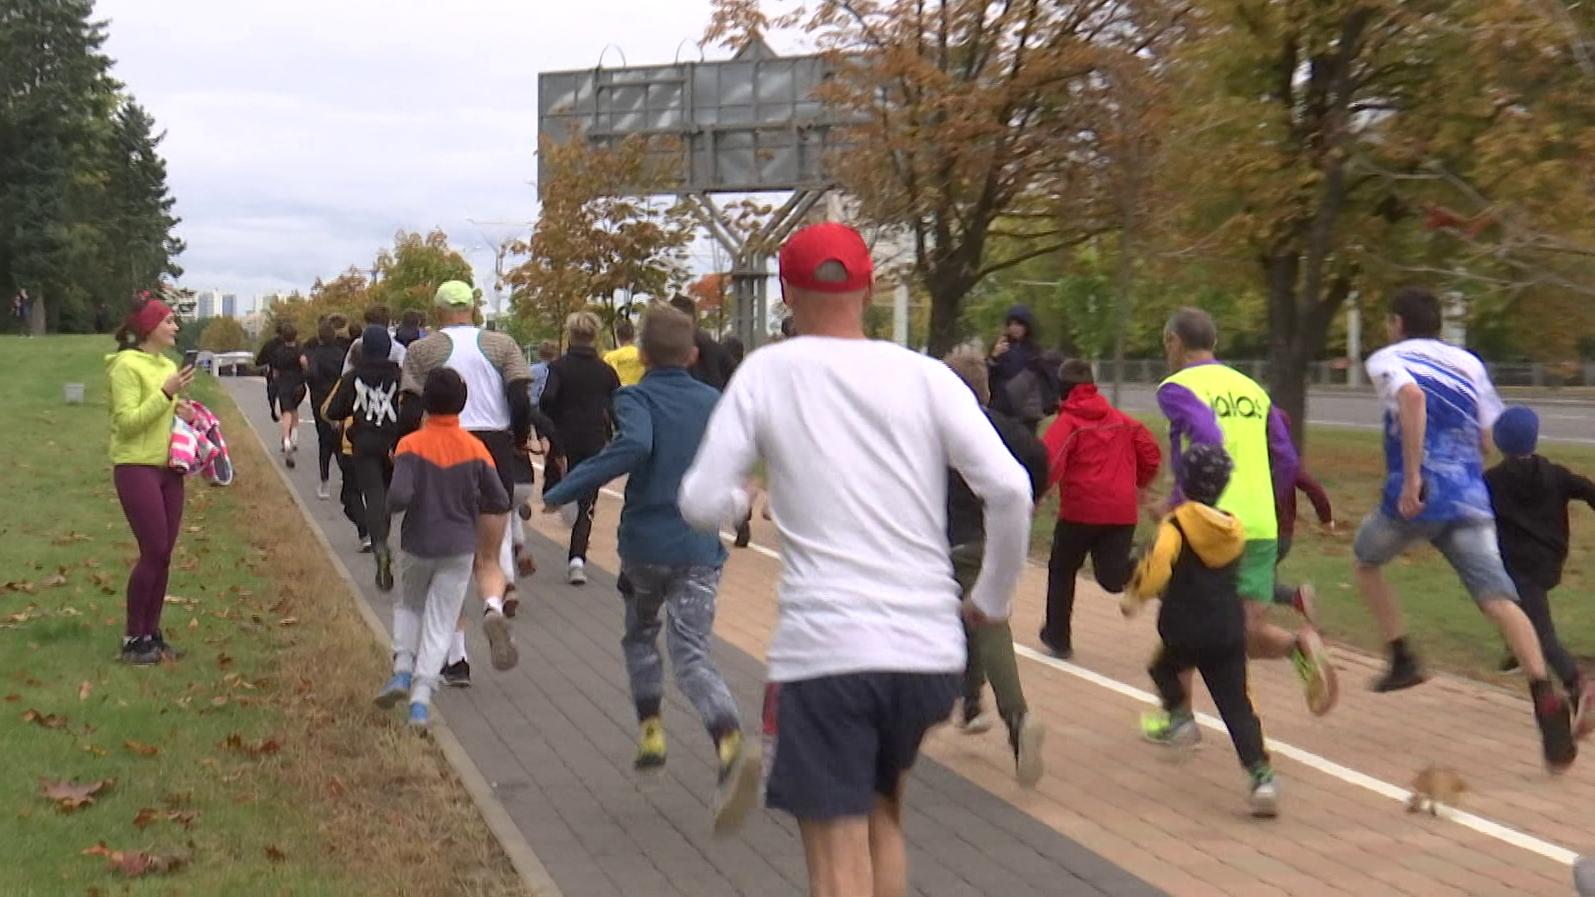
564, 475, 1580, 865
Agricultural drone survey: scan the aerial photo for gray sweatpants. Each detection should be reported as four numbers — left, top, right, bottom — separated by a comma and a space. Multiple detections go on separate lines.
620, 563, 739, 734
394, 552, 474, 707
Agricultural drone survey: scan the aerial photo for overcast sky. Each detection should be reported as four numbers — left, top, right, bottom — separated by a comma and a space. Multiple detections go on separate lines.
94, 0, 780, 311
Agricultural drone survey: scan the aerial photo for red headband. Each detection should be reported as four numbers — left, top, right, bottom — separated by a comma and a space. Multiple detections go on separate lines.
129, 300, 172, 338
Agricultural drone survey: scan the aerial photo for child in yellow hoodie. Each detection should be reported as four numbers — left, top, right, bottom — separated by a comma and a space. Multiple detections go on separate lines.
1122, 443, 1277, 817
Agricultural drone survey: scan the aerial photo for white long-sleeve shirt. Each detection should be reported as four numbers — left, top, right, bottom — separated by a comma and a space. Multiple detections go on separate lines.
678, 336, 1033, 683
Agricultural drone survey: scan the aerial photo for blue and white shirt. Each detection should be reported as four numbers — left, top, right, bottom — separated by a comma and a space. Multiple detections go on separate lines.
1365, 339, 1503, 522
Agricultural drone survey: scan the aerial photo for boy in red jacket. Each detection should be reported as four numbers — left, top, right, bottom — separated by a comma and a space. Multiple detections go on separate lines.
1040, 361, 1162, 658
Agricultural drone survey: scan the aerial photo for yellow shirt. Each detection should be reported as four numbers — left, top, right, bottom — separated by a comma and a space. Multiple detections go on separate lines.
604, 344, 644, 387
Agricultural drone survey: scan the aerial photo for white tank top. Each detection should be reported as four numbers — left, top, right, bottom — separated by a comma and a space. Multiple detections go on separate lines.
441, 326, 511, 432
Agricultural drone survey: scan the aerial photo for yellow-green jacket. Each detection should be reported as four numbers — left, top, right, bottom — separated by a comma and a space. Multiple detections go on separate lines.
106, 349, 177, 466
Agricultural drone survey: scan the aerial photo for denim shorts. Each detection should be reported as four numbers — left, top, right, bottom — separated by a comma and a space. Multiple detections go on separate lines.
1353, 510, 1518, 604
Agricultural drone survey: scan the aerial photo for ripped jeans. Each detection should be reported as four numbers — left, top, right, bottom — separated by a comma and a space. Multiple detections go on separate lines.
619, 563, 739, 735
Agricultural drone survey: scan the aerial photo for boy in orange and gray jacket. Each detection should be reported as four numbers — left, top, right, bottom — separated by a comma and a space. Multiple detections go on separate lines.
1121, 443, 1277, 818
373, 368, 511, 730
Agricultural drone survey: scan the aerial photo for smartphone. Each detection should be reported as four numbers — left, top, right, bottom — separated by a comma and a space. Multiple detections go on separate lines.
182, 349, 199, 370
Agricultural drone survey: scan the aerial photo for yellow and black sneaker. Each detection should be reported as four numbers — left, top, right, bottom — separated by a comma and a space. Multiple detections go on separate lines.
635, 716, 667, 773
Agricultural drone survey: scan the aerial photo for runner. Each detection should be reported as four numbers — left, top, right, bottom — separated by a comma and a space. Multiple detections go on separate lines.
941, 347, 1049, 787
305, 317, 350, 500
1147, 307, 1337, 734
1039, 360, 1161, 659
344, 304, 406, 374
400, 281, 532, 684
255, 321, 285, 423
679, 223, 1033, 897
107, 295, 196, 664
1355, 287, 1575, 771
267, 322, 309, 468
603, 318, 645, 387
322, 326, 405, 591
543, 304, 761, 834
669, 295, 735, 390
540, 311, 622, 586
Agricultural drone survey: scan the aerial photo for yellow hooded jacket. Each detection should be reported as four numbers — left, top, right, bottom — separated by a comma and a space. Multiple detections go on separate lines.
1122, 502, 1247, 648
106, 349, 178, 467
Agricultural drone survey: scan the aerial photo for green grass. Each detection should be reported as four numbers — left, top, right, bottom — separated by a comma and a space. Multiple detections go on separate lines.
0, 336, 525, 897
1035, 414, 1595, 682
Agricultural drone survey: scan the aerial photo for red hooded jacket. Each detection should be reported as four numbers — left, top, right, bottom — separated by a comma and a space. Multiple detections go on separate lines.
1043, 384, 1162, 525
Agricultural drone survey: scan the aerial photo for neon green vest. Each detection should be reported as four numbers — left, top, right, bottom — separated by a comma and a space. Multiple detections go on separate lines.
1162, 363, 1278, 540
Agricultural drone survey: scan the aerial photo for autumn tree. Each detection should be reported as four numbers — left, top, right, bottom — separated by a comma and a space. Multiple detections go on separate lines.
367, 230, 473, 317
687, 272, 731, 333
509, 134, 695, 341
706, 0, 1183, 356
197, 316, 249, 353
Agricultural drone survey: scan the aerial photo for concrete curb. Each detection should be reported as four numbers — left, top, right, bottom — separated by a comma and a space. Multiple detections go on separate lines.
232, 399, 564, 897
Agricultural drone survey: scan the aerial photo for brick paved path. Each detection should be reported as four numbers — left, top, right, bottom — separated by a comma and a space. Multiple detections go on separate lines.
226, 377, 1587, 896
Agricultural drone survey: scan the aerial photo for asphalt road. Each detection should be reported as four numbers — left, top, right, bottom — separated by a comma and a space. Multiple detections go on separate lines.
1109, 386, 1595, 446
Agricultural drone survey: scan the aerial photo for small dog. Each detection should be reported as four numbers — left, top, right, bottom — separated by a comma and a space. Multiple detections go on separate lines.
1406, 764, 1467, 816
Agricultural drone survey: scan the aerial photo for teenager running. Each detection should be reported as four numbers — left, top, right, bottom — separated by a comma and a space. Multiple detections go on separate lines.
400, 281, 534, 684
680, 223, 1032, 897
1039, 360, 1161, 659
305, 317, 350, 500
1355, 288, 1576, 771
544, 304, 761, 833
393, 308, 425, 347
1147, 307, 1337, 736
323, 326, 405, 591
108, 296, 195, 664
255, 321, 285, 423
942, 347, 1049, 786
540, 311, 622, 586
603, 318, 645, 387
269, 323, 309, 468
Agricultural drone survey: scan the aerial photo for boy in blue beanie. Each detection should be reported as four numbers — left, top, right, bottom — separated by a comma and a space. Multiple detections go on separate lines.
1485, 405, 1595, 735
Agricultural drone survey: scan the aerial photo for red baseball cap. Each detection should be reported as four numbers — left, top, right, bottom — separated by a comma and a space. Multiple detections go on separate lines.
778, 222, 874, 293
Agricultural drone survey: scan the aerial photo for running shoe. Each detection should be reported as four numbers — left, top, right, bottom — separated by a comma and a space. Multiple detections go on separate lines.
317, 480, 330, 501
635, 716, 667, 772
282, 440, 295, 469
1038, 633, 1072, 661
441, 659, 472, 688
1141, 709, 1201, 748
1372, 652, 1427, 693
514, 550, 536, 579
120, 635, 162, 666
956, 701, 995, 735
408, 702, 429, 732
1292, 627, 1339, 715
1010, 713, 1046, 788
374, 549, 394, 593
734, 518, 751, 549
483, 610, 519, 671
1289, 584, 1319, 626
1536, 690, 1578, 773
567, 558, 587, 586
151, 629, 184, 661
358, 536, 373, 554
375, 672, 412, 709
713, 730, 761, 836
501, 584, 521, 618
1248, 764, 1279, 818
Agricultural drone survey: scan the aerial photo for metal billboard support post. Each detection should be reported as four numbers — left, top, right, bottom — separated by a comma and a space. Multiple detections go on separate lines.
690, 188, 825, 347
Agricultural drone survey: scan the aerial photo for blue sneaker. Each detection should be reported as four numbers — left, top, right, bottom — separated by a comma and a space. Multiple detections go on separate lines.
374, 672, 412, 709
408, 702, 429, 732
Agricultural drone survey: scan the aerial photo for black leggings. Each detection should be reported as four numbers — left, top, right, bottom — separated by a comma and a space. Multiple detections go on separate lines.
1149, 640, 1267, 770
1515, 575, 1581, 690
1042, 521, 1136, 646
336, 454, 365, 538
352, 454, 393, 551
312, 416, 338, 481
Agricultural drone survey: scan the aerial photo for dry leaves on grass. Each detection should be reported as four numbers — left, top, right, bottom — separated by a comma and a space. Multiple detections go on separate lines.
22, 709, 68, 729
78, 681, 93, 701
51, 531, 92, 545
264, 844, 287, 862
220, 733, 283, 755
2, 580, 37, 594
133, 807, 199, 830
39, 778, 115, 811
123, 740, 160, 757
82, 843, 192, 877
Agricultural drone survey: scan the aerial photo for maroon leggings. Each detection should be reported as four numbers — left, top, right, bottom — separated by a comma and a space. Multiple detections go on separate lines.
114, 465, 185, 638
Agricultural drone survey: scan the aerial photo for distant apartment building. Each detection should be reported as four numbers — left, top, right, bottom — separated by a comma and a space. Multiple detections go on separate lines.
195, 290, 216, 319
221, 293, 237, 318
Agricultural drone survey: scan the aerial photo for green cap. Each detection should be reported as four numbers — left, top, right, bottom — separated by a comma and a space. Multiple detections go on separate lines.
434, 280, 477, 309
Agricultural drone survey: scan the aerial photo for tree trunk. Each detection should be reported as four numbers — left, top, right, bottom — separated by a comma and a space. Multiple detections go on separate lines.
924, 274, 968, 358
1265, 253, 1307, 448
26, 293, 47, 337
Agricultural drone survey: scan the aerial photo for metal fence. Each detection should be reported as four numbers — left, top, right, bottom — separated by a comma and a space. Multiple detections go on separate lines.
1098, 360, 1595, 391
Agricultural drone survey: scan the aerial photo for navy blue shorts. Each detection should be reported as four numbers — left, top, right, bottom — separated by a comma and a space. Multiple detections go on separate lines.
762, 671, 958, 820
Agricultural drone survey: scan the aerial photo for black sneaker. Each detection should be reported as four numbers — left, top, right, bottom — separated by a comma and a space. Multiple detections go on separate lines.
1536, 691, 1578, 774
1372, 653, 1427, 693
1499, 654, 1521, 674
358, 536, 373, 554
120, 636, 162, 665
734, 518, 751, 548
374, 549, 394, 593
151, 630, 184, 660
1039, 633, 1073, 661
441, 659, 472, 688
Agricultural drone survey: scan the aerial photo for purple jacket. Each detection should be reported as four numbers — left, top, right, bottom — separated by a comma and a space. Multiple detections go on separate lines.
1157, 361, 1299, 507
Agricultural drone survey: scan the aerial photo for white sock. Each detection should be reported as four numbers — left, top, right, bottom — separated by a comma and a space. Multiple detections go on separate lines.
485, 595, 504, 615
448, 631, 468, 665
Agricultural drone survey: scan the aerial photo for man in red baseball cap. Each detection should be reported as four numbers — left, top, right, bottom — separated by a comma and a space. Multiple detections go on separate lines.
680, 222, 1033, 895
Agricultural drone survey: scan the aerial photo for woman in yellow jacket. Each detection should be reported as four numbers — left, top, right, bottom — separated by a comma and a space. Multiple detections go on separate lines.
107, 296, 196, 665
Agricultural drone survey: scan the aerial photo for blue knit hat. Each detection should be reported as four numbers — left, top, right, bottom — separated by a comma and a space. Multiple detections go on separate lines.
361, 324, 391, 363
1180, 443, 1233, 506
1494, 406, 1539, 457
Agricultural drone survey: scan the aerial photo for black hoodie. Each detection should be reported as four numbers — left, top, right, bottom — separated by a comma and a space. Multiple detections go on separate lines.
321, 357, 404, 458
988, 305, 1059, 428
1485, 454, 1595, 589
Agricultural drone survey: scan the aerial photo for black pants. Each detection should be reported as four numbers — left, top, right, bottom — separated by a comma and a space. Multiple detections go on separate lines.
1273, 535, 1298, 605
1149, 640, 1267, 770
1515, 574, 1580, 690
564, 450, 600, 562
336, 454, 365, 538
312, 416, 339, 482
1042, 521, 1136, 647
352, 454, 393, 551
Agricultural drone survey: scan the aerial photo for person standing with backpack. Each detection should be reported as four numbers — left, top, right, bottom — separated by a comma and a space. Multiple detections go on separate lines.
987, 306, 1059, 434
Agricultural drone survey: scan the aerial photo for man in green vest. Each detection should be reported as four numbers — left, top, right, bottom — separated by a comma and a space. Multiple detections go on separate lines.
1143, 308, 1338, 744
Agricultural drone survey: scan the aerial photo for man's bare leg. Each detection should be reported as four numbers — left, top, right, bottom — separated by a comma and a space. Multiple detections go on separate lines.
1355, 563, 1406, 641
868, 782, 909, 897
1483, 597, 1550, 680
798, 816, 872, 897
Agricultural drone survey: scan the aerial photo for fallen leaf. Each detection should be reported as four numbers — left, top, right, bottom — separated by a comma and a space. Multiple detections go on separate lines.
51, 532, 91, 545
23, 709, 67, 729
82, 744, 109, 757
220, 734, 282, 755
3, 581, 36, 594
123, 740, 160, 757
78, 682, 93, 701
39, 778, 114, 811
215, 653, 233, 669
188, 617, 199, 631
264, 845, 287, 862
132, 807, 160, 829
209, 696, 229, 708
42, 574, 68, 589
3, 694, 18, 703
86, 844, 192, 877
277, 617, 298, 627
